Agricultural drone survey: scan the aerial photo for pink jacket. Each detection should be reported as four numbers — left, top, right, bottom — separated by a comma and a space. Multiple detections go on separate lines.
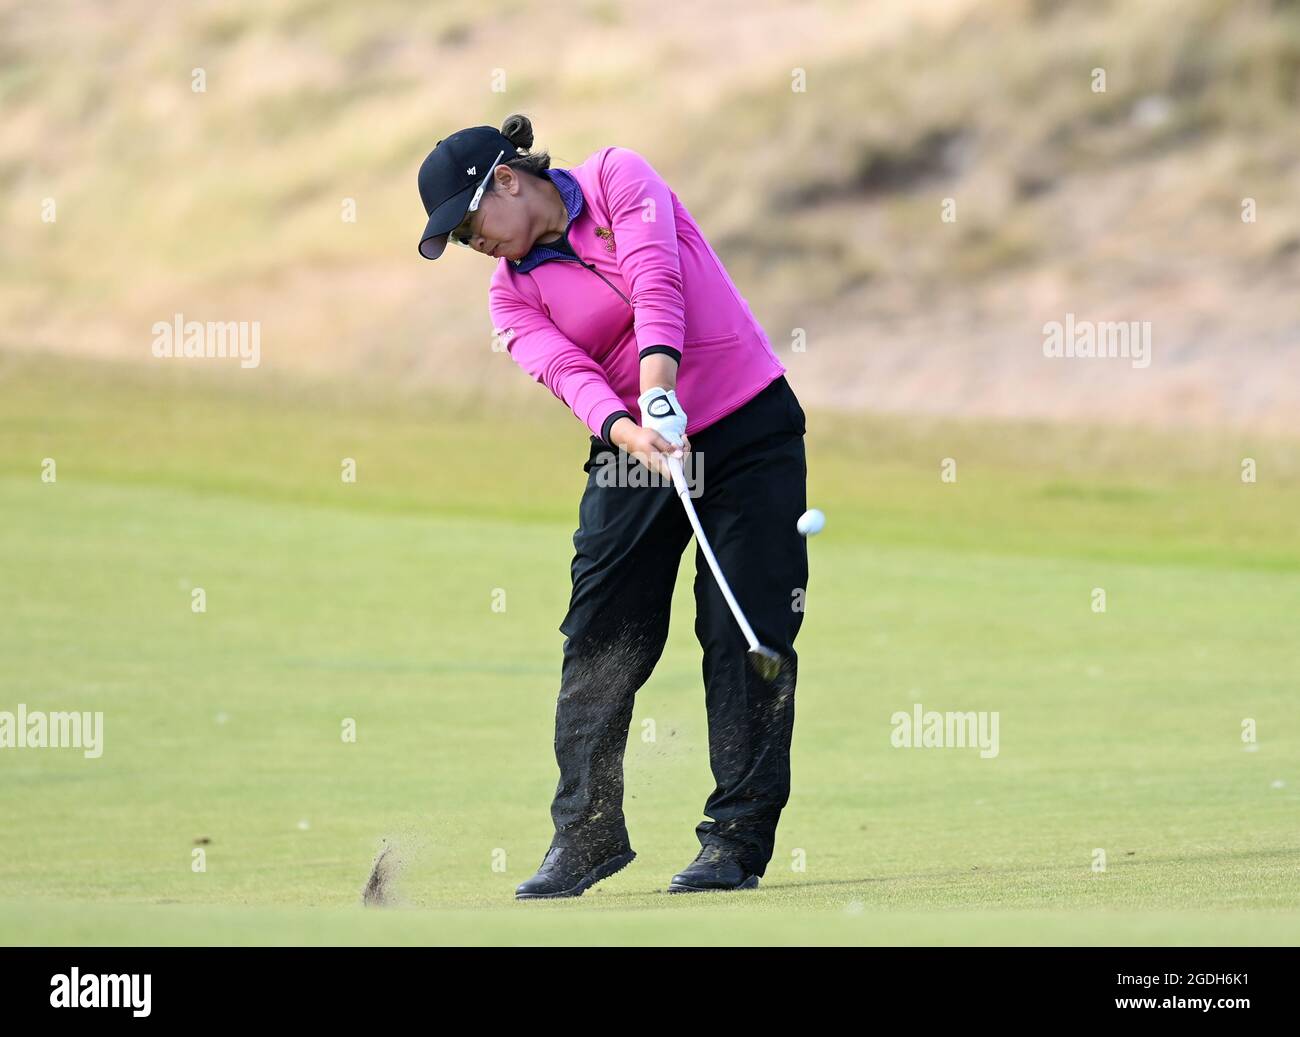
488, 146, 787, 442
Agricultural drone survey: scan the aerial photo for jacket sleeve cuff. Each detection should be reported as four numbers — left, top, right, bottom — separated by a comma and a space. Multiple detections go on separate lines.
638, 344, 682, 363
600, 409, 633, 447
634, 322, 685, 358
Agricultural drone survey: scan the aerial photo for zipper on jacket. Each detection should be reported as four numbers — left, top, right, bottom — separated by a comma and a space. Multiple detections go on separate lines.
579, 259, 633, 310
537, 251, 634, 311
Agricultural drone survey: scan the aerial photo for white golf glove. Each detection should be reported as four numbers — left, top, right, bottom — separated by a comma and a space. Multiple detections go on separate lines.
638, 387, 687, 450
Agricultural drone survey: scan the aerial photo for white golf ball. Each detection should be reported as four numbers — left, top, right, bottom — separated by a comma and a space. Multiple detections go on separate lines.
797, 508, 825, 537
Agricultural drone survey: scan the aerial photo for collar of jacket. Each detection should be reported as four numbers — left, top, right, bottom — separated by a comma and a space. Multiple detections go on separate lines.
510, 167, 585, 273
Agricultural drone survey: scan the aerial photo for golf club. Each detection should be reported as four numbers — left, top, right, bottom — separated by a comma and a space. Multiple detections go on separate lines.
665, 452, 786, 682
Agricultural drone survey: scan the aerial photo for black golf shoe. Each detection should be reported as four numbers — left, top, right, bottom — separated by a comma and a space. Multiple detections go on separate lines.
514, 843, 636, 900
667, 844, 760, 893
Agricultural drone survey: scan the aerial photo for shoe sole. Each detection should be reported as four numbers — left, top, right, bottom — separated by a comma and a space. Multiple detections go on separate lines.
666, 874, 760, 894
515, 849, 636, 900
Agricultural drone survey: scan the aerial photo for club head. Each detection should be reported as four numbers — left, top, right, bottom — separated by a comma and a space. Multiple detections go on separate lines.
747, 645, 786, 682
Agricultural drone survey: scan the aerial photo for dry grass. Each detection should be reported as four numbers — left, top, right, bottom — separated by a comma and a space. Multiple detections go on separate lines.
2, 0, 1297, 428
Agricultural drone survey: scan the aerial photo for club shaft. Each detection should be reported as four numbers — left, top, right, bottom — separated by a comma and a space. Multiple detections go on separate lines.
667, 455, 761, 651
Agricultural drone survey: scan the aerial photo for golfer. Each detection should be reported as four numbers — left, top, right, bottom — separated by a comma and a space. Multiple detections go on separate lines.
417, 115, 809, 898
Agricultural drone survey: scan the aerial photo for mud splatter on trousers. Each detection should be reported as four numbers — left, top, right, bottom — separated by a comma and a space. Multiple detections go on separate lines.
547, 375, 808, 879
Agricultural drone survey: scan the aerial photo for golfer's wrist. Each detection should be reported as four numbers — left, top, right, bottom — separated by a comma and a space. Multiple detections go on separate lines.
606, 415, 637, 450
639, 352, 678, 395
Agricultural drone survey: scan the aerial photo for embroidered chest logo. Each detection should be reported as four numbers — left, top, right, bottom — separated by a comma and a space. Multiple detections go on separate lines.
594, 227, 616, 254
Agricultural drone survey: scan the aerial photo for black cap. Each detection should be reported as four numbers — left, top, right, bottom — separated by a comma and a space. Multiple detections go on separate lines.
417, 126, 521, 261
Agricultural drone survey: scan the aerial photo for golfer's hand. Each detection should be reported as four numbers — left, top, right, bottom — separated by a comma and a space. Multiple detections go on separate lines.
637, 387, 687, 448
610, 420, 692, 482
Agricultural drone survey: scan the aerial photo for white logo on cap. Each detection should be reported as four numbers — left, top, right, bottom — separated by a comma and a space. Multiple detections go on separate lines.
466, 166, 476, 176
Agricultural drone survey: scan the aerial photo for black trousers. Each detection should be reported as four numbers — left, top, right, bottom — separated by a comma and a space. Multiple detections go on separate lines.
548, 375, 808, 877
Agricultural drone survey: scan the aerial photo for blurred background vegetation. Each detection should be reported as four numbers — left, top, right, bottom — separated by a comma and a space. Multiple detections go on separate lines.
2, 0, 1298, 430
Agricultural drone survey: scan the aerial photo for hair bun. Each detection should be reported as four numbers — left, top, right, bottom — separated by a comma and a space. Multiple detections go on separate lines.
501, 113, 534, 152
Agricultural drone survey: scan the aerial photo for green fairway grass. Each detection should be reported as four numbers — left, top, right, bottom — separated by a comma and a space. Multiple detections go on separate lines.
1, 352, 1297, 945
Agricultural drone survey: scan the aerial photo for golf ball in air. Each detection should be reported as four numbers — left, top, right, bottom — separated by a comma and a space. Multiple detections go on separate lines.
797, 508, 825, 536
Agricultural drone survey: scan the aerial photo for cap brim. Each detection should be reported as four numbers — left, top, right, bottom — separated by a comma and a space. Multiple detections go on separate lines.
418, 183, 476, 261
419, 229, 450, 261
